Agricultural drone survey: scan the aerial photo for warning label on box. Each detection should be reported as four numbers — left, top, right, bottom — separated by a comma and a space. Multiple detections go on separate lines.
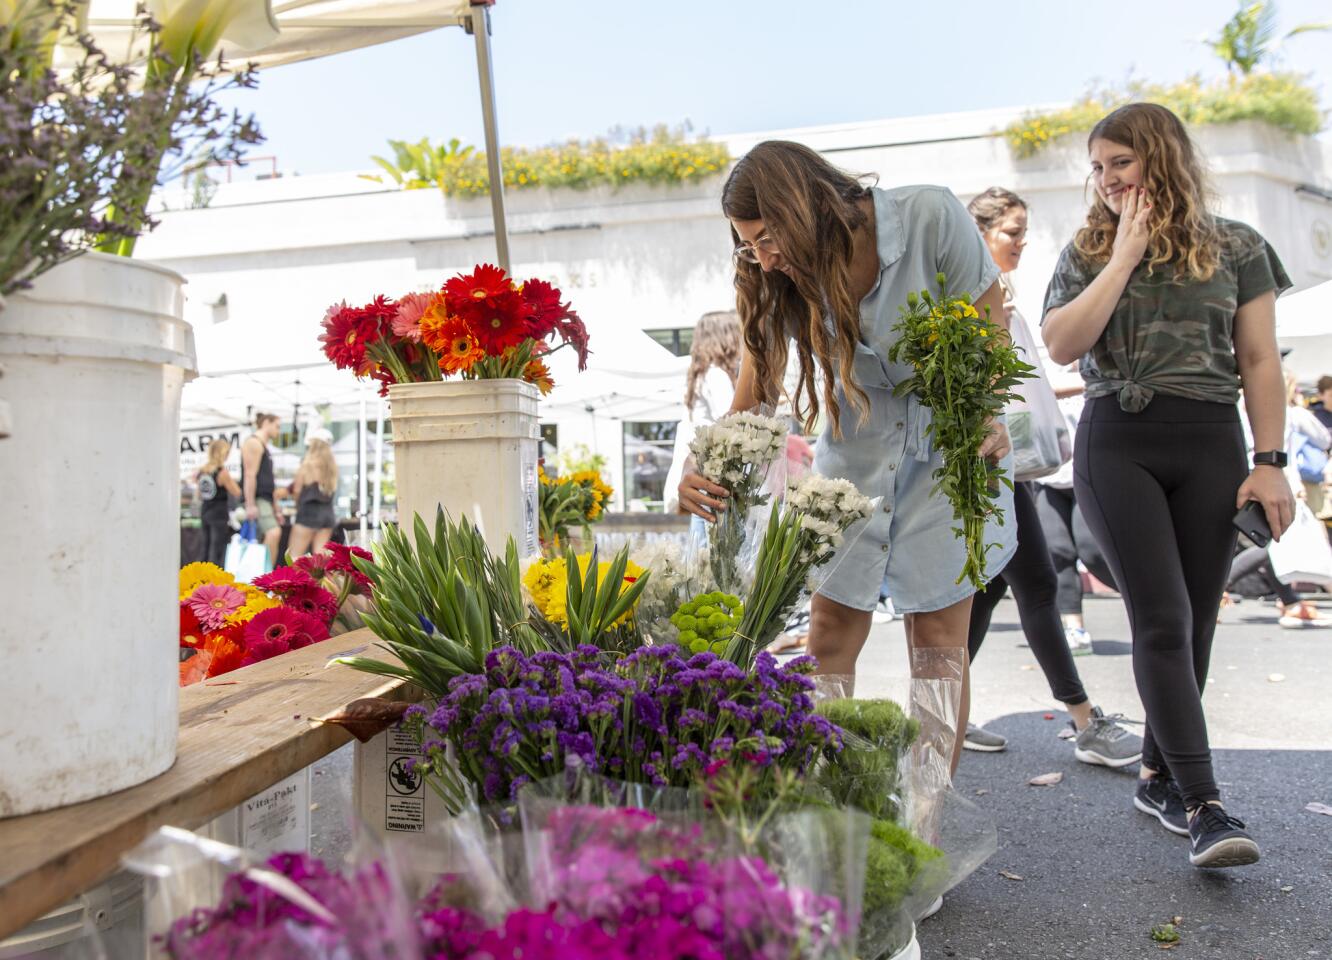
386, 796, 424, 832
387, 724, 418, 756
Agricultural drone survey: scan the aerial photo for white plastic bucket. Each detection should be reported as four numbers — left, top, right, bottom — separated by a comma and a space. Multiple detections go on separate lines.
0, 871, 143, 959
388, 379, 540, 556
0, 253, 196, 817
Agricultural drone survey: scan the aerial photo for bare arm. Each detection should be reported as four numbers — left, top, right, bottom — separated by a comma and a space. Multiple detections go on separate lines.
1042, 187, 1152, 365
241, 437, 262, 518
1233, 290, 1294, 538
219, 468, 242, 498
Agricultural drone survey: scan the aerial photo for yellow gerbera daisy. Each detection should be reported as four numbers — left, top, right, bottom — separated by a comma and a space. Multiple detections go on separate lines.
179, 562, 235, 601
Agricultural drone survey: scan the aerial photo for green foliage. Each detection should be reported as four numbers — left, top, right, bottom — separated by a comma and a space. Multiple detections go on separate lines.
863, 818, 944, 916
1004, 72, 1324, 158
887, 275, 1033, 587
1211, 2, 1279, 74
671, 591, 744, 655
557, 443, 609, 478
333, 508, 542, 698
365, 124, 730, 197
814, 699, 919, 821
1151, 922, 1182, 944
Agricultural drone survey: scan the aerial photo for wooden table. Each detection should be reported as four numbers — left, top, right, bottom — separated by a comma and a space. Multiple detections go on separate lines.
0, 629, 412, 938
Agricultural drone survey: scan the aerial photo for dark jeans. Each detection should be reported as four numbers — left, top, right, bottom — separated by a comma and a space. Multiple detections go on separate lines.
1034, 485, 1117, 615
1075, 395, 1247, 807
968, 482, 1089, 706
201, 519, 232, 568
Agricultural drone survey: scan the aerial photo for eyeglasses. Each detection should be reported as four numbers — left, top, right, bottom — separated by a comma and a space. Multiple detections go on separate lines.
733, 234, 779, 264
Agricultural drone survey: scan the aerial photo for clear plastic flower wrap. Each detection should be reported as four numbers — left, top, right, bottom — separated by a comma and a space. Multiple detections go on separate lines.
122, 824, 419, 960
684, 410, 790, 597
511, 764, 864, 960
808, 667, 997, 959
723, 477, 881, 666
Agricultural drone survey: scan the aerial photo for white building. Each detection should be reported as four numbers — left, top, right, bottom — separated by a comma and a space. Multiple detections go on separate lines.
148, 108, 1332, 513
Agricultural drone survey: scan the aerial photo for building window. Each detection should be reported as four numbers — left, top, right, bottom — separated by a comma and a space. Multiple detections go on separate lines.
644, 328, 694, 358
539, 423, 558, 464
622, 421, 677, 509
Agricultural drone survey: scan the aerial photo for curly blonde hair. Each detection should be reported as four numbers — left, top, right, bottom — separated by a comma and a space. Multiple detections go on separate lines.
721, 141, 874, 439
1075, 103, 1219, 282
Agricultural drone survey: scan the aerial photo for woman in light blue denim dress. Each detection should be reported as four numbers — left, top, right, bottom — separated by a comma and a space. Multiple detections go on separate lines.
678, 142, 1016, 769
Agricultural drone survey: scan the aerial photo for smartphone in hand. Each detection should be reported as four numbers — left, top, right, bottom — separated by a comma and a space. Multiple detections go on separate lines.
1233, 500, 1273, 548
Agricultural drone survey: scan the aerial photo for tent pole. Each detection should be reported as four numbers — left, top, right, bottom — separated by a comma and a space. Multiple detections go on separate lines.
358, 385, 368, 544
371, 396, 385, 536
468, 1, 510, 272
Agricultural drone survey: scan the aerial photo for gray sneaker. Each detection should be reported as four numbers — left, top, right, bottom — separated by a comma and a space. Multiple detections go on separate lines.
963, 724, 1008, 752
1073, 707, 1143, 768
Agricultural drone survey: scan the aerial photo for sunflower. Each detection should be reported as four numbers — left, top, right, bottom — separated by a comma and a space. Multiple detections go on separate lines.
179, 562, 235, 600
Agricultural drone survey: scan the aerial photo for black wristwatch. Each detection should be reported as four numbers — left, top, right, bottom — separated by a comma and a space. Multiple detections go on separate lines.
1253, 450, 1288, 468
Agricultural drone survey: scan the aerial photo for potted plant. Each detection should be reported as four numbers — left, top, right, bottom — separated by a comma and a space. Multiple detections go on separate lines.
0, 0, 267, 816
318, 264, 590, 556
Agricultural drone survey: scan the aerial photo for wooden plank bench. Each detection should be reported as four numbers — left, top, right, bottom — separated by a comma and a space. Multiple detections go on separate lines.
0, 629, 410, 938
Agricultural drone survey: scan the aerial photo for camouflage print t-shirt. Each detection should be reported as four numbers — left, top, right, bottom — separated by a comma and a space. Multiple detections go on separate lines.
1041, 218, 1292, 412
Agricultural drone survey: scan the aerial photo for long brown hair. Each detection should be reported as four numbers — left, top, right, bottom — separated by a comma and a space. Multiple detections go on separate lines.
300, 439, 338, 497
1075, 103, 1219, 281
721, 141, 874, 439
684, 311, 741, 411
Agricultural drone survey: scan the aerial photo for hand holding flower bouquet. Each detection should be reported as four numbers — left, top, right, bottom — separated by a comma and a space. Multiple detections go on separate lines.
319, 264, 590, 397
688, 412, 788, 592
726, 475, 875, 666
886, 272, 1033, 587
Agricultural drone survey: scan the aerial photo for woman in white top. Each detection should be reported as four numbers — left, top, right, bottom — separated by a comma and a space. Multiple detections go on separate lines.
663, 312, 740, 513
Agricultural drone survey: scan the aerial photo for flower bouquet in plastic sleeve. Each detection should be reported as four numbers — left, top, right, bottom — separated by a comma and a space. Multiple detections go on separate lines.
725, 474, 878, 666
685, 411, 789, 595
122, 825, 419, 960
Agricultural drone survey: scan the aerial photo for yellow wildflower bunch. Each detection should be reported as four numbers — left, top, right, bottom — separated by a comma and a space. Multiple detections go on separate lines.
522, 553, 644, 628
538, 468, 615, 551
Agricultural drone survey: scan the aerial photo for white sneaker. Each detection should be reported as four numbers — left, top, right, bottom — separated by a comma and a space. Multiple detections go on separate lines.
872, 597, 896, 624
1064, 625, 1092, 655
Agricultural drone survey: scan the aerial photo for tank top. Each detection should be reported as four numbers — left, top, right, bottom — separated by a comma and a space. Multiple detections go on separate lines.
242, 438, 276, 503
199, 467, 229, 521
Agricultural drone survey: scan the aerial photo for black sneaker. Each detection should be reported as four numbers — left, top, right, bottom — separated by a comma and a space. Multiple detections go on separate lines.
1188, 804, 1260, 868
1133, 776, 1189, 836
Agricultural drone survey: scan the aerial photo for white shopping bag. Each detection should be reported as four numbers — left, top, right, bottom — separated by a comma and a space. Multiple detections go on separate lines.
224, 521, 271, 580
1267, 502, 1332, 585
1006, 309, 1071, 482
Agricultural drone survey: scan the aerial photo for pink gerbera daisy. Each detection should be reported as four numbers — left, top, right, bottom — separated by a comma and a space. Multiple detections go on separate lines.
391, 292, 433, 342
187, 583, 246, 630
253, 566, 316, 597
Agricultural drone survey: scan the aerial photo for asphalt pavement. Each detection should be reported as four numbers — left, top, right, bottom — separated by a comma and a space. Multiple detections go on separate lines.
855, 594, 1332, 960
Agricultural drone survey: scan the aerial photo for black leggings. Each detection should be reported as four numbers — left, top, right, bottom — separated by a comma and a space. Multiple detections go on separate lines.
1034, 485, 1118, 614
968, 481, 1089, 706
202, 519, 231, 568
1075, 395, 1247, 806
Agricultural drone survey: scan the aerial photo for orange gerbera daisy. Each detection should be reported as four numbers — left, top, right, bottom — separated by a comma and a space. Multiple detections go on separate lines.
437, 317, 485, 375
416, 292, 454, 350
524, 357, 555, 395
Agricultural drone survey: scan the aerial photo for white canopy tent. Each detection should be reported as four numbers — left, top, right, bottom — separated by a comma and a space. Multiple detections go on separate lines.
76, 0, 513, 268
1277, 280, 1332, 384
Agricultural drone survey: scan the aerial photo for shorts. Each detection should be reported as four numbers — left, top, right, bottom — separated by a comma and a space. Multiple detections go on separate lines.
255, 498, 280, 536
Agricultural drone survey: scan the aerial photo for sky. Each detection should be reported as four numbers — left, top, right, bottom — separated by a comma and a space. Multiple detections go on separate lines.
219, 0, 1332, 176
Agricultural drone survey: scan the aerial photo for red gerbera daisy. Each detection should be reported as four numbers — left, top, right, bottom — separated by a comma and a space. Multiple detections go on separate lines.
443, 263, 514, 317
283, 583, 340, 626
180, 604, 204, 648
320, 302, 382, 374
293, 552, 333, 581
520, 278, 569, 339
202, 624, 246, 677
287, 610, 330, 649
556, 310, 591, 371
324, 543, 375, 593
253, 566, 316, 597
